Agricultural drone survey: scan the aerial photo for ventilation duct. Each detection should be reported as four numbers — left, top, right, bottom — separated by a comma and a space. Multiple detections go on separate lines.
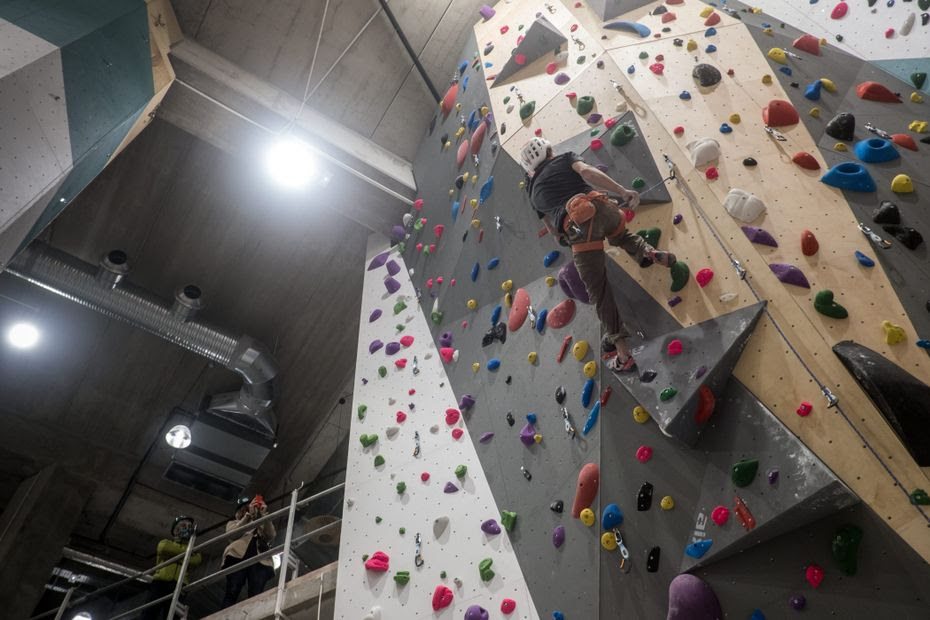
5, 243, 278, 436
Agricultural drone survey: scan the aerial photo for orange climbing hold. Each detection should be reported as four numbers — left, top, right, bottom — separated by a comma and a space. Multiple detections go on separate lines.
792, 33, 821, 55
440, 82, 459, 117
704, 12, 720, 26
571, 463, 600, 518
762, 99, 799, 127
801, 230, 819, 256
792, 152, 820, 170
508, 288, 531, 331
856, 81, 901, 103
891, 133, 918, 151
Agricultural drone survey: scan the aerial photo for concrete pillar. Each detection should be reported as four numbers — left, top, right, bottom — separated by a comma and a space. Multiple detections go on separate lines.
0, 464, 94, 618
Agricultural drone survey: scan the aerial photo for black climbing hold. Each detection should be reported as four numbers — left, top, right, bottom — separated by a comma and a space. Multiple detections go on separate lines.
637, 482, 654, 511
646, 546, 661, 572
833, 341, 930, 465
505, 375, 512, 385
673, 38, 684, 47
482, 327, 495, 347
825, 112, 856, 141
555, 386, 567, 404
662, 26, 671, 32
692, 63, 722, 87
455, 174, 466, 189
506, 411, 515, 426
921, 136, 930, 144
836, 34, 844, 42
495, 321, 507, 344
652, 5, 668, 14
882, 225, 923, 250
640, 370, 657, 383
462, 230, 468, 242
790, 82, 799, 88
743, 157, 757, 167
550, 500, 564, 513
922, 13, 930, 26
868, 0, 878, 6
872, 200, 900, 225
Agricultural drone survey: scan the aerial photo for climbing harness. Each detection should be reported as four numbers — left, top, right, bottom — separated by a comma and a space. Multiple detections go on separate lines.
414, 533, 424, 567
613, 528, 632, 573
413, 431, 421, 458
561, 406, 577, 439
858, 222, 893, 249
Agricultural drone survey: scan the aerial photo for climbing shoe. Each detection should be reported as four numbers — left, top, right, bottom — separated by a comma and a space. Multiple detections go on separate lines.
608, 355, 637, 372
482, 322, 507, 347
601, 335, 617, 354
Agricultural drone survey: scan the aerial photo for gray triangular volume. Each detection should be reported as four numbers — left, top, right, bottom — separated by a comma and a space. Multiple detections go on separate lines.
588, 0, 656, 21
680, 379, 857, 571
556, 111, 672, 205
613, 301, 766, 445
490, 16, 567, 87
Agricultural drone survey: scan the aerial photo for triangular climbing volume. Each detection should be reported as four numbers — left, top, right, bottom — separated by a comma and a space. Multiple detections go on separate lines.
612, 302, 766, 445
491, 16, 567, 87
588, 0, 658, 22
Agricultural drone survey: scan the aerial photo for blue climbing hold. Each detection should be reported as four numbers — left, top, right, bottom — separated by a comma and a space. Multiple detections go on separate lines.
487, 257, 500, 270
821, 162, 877, 192
855, 251, 875, 267
490, 304, 502, 325
604, 21, 651, 37
917, 339, 930, 350
750, 610, 766, 620
627, 65, 635, 74
679, 90, 692, 100
527, 412, 538, 424
536, 308, 548, 333
705, 44, 717, 53
602, 503, 623, 529
761, 22, 771, 28
720, 123, 732, 134
553, 613, 565, 620
804, 80, 822, 101
853, 138, 900, 164
581, 378, 595, 408
487, 358, 501, 371
462, 75, 469, 92
479, 176, 494, 204
705, 27, 717, 37
779, 66, 792, 76
467, 109, 479, 131
471, 262, 480, 282
543, 250, 561, 267
458, 60, 468, 75
451, 201, 459, 223
484, 61, 492, 68
685, 539, 713, 558
582, 401, 600, 436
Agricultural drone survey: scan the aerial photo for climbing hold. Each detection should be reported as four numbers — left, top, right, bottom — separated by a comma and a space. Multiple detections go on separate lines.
686, 137, 720, 167
855, 251, 874, 267
374, 455, 385, 467
891, 174, 914, 193
801, 230, 819, 256
686, 38, 698, 52
552, 524, 566, 548
576, 95, 595, 116
610, 124, 637, 147
582, 401, 600, 434
711, 505, 730, 525
667, 339, 683, 356
695, 385, 716, 423
805, 564, 825, 589
821, 162, 876, 192
884, 225, 924, 249
660, 387, 678, 401
679, 91, 692, 101
695, 268, 714, 287
464, 605, 489, 620
685, 539, 713, 558
467, 299, 477, 310
636, 445, 653, 462
432, 585, 454, 611
909, 120, 929, 133
882, 320, 906, 344
741, 226, 778, 247
793, 33, 821, 55
660, 495, 675, 510
581, 379, 594, 408
554, 72, 570, 85
910, 489, 930, 505
891, 133, 918, 151
810, 107, 821, 118
743, 157, 757, 167
519, 101, 536, 120
804, 79, 823, 101
825, 112, 855, 141
369, 340, 384, 354
763, 99, 799, 127
501, 599, 516, 615
359, 433, 379, 448
602, 503, 623, 529
543, 250, 561, 267
604, 20, 652, 37
443, 481, 459, 493
396, 481, 406, 495
856, 81, 901, 103
365, 551, 390, 572
519, 423, 535, 446
601, 531, 618, 550
572, 463, 600, 517
649, 62, 665, 75
579, 508, 596, 526
832, 524, 863, 575
439, 347, 459, 364
731, 458, 759, 487
831, 1, 848, 18
640, 370, 657, 383
761, 74, 773, 85
705, 166, 719, 180
854, 138, 900, 164
673, 126, 684, 136
873, 200, 900, 224
796, 401, 813, 418
910, 91, 924, 103
789, 594, 806, 611
670, 261, 690, 292
479, 432, 494, 443
633, 405, 650, 423
719, 123, 732, 134
693, 63, 722, 87
815, 290, 848, 319
393, 570, 410, 585
766, 47, 787, 64
637, 482, 654, 511
548, 298, 576, 328
573, 340, 589, 361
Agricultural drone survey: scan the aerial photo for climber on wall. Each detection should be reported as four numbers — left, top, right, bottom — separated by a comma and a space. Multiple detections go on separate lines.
521, 137, 676, 372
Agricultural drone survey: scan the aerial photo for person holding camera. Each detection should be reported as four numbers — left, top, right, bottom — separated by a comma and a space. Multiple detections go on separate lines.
220, 495, 276, 608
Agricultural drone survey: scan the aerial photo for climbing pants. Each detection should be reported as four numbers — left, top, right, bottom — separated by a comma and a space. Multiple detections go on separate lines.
567, 199, 650, 342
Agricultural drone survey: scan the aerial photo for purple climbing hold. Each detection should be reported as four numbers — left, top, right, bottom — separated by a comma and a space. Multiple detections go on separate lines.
385, 342, 401, 356
668, 296, 682, 307
465, 605, 489, 620
519, 422, 536, 446
741, 226, 778, 247
459, 394, 476, 410
673, 214, 683, 225
479, 432, 495, 443
789, 594, 806, 610
385, 259, 400, 276
384, 277, 401, 294
558, 262, 590, 303
439, 331, 453, 347
478, 4, 495, 20
588, 113, 603, 125
369, 309, 382, 322
668, 574, 723, 620
694, 365, 707, 379
369, 340, 384, 354
769, 263, 810, 288
444, 482, 459, 493
368, 251, 389, 270
554, 72, 571, 85
768, 468, 779, 484
391, 225, 405, 241
481, 519, 502, 535
552, 525, 566, 548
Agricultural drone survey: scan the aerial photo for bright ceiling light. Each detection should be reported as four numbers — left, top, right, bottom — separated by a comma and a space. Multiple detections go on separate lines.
165, 424, 192, 449
266, 137, 316, 189
72, 613, 92, 620
6, 322, 40, 349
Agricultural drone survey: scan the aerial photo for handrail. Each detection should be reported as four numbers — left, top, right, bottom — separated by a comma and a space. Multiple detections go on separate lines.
30, 482, 345, 620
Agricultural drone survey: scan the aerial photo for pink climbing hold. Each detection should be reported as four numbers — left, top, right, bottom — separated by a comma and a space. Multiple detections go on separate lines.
414, 198, 424, 210
570, 24, 578, 32
515, 53, 527, 65
432, 585, 454, 611
452, 428, 464, 439
516, 35, 524, 45
696, 268, 714, 287
394, 358, 407, 369
806, 564, 825, 588
649, 63, 665, 75
566, 91, 577, 99
830, 2, 848, 19
605, 118, 618, 129
591, 138, 604, 151
546, 62, 558, 75
439, 347, 458, 364
409, 388, 416, 395
421, 472, 431, 481
796, 401, 813, 417
434, 224, 445, 239
500, 25, 509, 34
396, 411, 407, 423
445, 408, 461, 425
662, 12, 677, 23
501, 598, 516, 614
426, 278, 434, 289
885, 28, 894, 38
457, 140, 469, 168
428, 243, 436, 254
667, 339, 683, 356
415, 243, 423, 252
436, 276, 444, 285
636, 445, 653, 462
400, 335, 414, 347
471, 121, 487, 154
711, 505, 730, 526
705, 166, 719, 180
364, 551, 390, 572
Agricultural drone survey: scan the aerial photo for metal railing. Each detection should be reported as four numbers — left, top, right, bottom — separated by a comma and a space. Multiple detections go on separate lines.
33, 482, 344, 620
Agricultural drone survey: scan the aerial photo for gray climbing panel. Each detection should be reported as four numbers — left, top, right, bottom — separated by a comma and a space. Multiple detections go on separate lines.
588, 0, 656, 22
612, 302, 766, 446
491, 16, 567, 87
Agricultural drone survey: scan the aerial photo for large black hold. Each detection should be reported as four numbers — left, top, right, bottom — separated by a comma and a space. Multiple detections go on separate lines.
692, 63, 722, 87
825, 112, 856, 141
882, 225, 923, 250
833, 340, 930, 466
872, 200, 900, 225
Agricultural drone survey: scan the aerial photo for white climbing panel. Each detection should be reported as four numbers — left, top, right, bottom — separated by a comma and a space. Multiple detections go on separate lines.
334, 234, 540, 620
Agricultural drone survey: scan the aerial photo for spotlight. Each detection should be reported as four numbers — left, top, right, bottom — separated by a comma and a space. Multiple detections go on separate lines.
165, 424, 192, 449
6, 322, 40, 349
72, 613, 92, 620
266, 137, 316, 189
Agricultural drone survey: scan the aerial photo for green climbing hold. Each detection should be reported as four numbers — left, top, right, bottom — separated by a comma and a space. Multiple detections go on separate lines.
519, 101, 536, 120
413, 218, 424, 232
631, 177, 646, 190
378, 366, 387, 378
393, 300, 407, 314
813, 290, 848, 319
919, 0, 930, 12
636, 227, 661, 248
455, 464, 468, 479
394, 570, 410, 585
503, 96, 511, 104
912, 72, 927, 90
431, 309, 444, 324
357, 405, 367, 420
396, 324, 405, 332
832, 524, 863, 576
910, 488, 930, 505
374, 454, 385, 467
396, 241, 405, 253
440, 570, 447, 579
396, 481, 406, 495
500, 510, 517, 532
670, 261, 690, 292
660, 387, 677, 401
362, 553, 369, 561
590, 128, 600, 137
610, 124, 637, 147
399, 527, 406, 535
576, 96, 595, 116
731, 459, 759, 487
576, 55, 586, 65
639, 51, 649, 59
375, 516, 382, 524
478, 557, 495, 582
359, 433, 378, 447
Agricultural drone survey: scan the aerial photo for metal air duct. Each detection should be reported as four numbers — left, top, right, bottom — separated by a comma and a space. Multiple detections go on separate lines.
5, 242, 278, 435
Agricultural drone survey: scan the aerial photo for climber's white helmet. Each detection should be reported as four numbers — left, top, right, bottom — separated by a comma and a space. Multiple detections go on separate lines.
520, 137, 551, 172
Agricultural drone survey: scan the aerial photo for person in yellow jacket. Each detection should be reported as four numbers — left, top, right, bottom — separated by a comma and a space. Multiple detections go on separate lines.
141, 516, 202, 620
220, 495, 276, 609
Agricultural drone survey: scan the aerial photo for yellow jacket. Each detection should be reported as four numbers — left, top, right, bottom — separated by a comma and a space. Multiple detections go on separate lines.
152, 539, 202, 583
223, 513, 276, 567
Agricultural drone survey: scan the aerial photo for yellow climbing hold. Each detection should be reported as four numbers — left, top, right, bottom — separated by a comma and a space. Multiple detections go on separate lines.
882, 320, 906, 344
442, 140, 451, 150
834, 142, 848, 152
910, 92, 924, 103
686, 39, 698, 52
572, 340, 589, 361
545, 276, 556, 287
534, 433, 543, 444
762, 27, 773, 35
580, 508, 595, 526
809, 107, 821, 118
504, 292, 512, 307
470, 198, 478, 208
463, 172, 470, 182
601, 531, 618, 550
455, 103, 462, 112
528, 351, 538, 364
820, 78, 837, 93
501, 279, 513, 292
467, 299, 477, 310
766, 48, 787, 64
472, 175, 478, 185
761, 74, 773, 85
699, 5, 714, 17
471, 218, 481, 228
891, 174, 914, 193
660, 495, 675, 510
583, 361, 597, 378
449, 188, 455, 196
480, 105, 489, 116
729, 113, 741, 124
472, 362, 480, 372
455, 127, 465, 139
518, 180, 526, 189
751, 7, 763, 13
819, 37, 828, 46
632, 405, 650, 424
909, 120, 928, 133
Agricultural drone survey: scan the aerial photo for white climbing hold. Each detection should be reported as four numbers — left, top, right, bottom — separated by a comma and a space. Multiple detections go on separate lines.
434, 515, 450, 538
346, 498, 355, 507
386, 426, 400, 439
723, 188, 767, 223
686, 137, 721, 167
901, 12, 915, 36
454, 577, 463, 588
430, 424, 440, 433
363, 606, 382, 620
388, 398, 396, 405
719, 292, 737, 302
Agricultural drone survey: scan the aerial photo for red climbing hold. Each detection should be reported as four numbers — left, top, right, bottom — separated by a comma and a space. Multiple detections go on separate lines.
711, 505, 730, 525
395, 358, 407, 369
696, 268, 714, 287
501, 598, 516, 614
421, 472, 430, 481
591, 138, 604, 151
400, 335, 414, 347
885, 28, 894, 38
673, 126, 685, 135
793, 33, 821, 55
514, 53, 527, 66
432, 585, 454, 610
413, 198, 424, 210
655, 54, 665, 62
365, 551, 390, 572
801, 230, 819, 256
667, 339, 683, 356
891, 134, 917, 151
445, 408, 461, 425
727, 68, 735, 76
566, 91, 577, 99
439, 347, 458, 364
548, 299, 577, 328
457, 140, 469, 168
792, 151, 821, 170
734, 495, 756, 530
856, 81, 901, 103
500, 25, 509, 35
451, 428, 464, 439
666, 0, 683, 4
650, 63, 665, 75
546, 62, 558, 74
396, 411, 407, 423
440, 83, 458, 118
830, 2, 848, 19
762, 99, 799, 127
636, 445, 653, 462
805, 564, 825, 588
662, 12, 677, 23
796, 401, 813, 417
433, 224, 445, 239
571, 463, 600, 518
509, 288, 531, 331
695, 385, 716, 423
705, 166, 719, 180
570, 24, 578, 32
534, 128, 543, 136
704, 12, 720, 26
605, 118, 618, 129
471, 121, 487, 154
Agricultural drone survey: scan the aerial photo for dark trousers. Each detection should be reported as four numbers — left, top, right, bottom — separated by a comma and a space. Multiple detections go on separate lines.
140, 580, 181, 620
221, 557, 274, 608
